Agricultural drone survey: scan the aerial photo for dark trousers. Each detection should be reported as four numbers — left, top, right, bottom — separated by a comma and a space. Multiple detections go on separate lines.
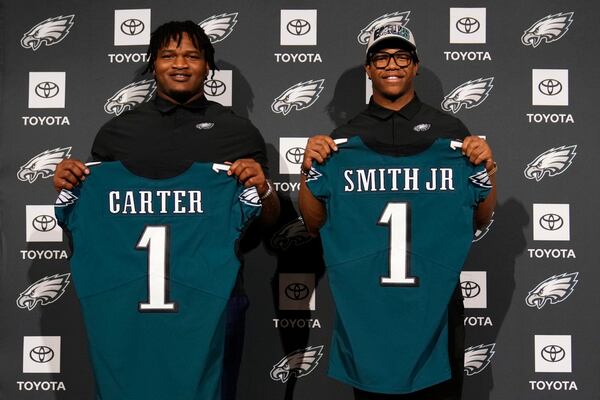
221, 294, 250, 400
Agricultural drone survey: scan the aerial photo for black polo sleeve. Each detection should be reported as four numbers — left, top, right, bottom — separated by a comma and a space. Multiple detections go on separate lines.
90, 122, 115, 162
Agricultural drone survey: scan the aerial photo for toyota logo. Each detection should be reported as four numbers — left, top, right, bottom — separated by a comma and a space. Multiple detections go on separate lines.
32, 215, 57, 232
120, 19, 145, 36
286, 19, 311, 36
35, 82, 59, 99
539, 213, 564, 231
30, 346, 54, 363
456, 17, 480, 34
460, 281, 481, 298
285, 147, 305, 164
541, 345, 565, 362
203, 79, 226, 96
538, 79, 562, 96
284, 283, 310, 300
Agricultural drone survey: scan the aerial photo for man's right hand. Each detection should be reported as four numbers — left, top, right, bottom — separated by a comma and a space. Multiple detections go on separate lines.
301, 135, 338, 174
53, 159, 90, 192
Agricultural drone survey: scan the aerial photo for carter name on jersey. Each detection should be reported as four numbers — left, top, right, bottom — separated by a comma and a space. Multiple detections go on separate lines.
343, 168, 455, 192
108, 190, 203, 215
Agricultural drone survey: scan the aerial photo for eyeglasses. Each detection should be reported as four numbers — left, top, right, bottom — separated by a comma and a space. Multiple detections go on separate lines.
370, 51, 413, 69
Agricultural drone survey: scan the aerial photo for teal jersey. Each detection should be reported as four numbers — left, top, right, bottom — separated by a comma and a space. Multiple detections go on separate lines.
306, 137, 490, 394
55, 161, 261, 400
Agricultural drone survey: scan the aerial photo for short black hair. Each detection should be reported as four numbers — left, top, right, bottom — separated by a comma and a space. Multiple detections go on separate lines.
144, 20, 217, 74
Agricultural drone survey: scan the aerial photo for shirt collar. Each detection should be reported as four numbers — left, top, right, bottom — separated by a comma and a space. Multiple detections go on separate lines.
154, 94, 211, 113
366, 94, 422, 120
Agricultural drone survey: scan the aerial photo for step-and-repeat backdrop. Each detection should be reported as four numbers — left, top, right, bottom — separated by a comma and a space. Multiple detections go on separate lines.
1, 0, 598, 399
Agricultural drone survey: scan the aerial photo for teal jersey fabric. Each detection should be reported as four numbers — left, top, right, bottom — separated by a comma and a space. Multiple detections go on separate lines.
306, 137, 490, 394
55, 161, 261, 400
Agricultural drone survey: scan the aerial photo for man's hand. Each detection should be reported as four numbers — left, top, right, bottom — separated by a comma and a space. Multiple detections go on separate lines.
228, 158, 280, 226
298, 135, 337, 236
227, 158, 268, 195
462, 136, 497, 229
461, 136, 494, 171
301, 135, 338, 173
53, 159, 89, 192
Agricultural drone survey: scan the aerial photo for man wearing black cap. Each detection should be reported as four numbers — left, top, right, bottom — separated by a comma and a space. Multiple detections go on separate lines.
299, 24, 496, 400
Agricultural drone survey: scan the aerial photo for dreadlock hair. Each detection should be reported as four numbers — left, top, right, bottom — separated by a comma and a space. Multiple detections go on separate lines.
143, 20, 217, 76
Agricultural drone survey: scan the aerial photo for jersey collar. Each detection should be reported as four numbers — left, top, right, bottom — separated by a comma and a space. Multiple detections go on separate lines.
366, 94, 422, 121
154, 94, 211, 113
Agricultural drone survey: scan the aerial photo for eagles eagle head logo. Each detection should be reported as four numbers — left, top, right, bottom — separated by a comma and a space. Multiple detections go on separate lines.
18, 147, 72, 183
526, 272, 578, 309
469, 169, 492, 189
239, 187, 261, 207
17, 273, 71, 310
464, 343, 496, 376
524, 145, 577, 181
270, 345, 324, 383
270, 217, 313, 250
55, 189, 79, 207
199, 12, 238, 43
357, 11, 411, 45
21, 15, 75, 51
104, 80, 156, 116
473, 212, 494, 242
441, 77, 494, 114
272, 79, 325, 116
521, 12, 574, 48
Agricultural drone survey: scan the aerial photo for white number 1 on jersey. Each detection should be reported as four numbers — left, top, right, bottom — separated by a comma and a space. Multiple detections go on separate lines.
378, 203, 419, 286
136, 225, 178, 312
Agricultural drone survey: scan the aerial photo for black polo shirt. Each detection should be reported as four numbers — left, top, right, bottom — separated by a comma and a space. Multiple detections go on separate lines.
92, 95, 268, 171
330, 94, 470, 398
90, 95, 269, 295
331, 95, 470, 154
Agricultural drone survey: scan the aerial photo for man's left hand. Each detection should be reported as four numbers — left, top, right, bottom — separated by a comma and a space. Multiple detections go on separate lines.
461, 136, 495, 171
228, 159, 269, 195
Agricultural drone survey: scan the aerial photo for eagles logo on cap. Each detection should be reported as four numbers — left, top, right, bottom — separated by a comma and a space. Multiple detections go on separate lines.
366, 24, 417, 56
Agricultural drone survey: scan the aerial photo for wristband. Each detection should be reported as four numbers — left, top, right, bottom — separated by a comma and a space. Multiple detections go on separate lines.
259, 180, 274, 200
486, 162, 497, 177
300, 166, 310, 177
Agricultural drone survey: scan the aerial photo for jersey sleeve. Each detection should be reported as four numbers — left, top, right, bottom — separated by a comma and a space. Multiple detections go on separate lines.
54, 185, 82, 230
467, 163, 492, 205
237, 186, 262, 226
304, 162, 331, 200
